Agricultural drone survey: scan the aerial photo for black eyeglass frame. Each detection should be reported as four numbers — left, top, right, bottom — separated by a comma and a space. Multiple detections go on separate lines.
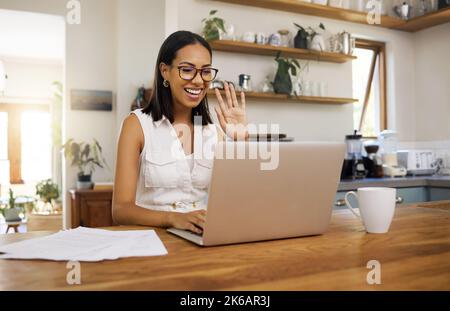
176, 65, 219, 82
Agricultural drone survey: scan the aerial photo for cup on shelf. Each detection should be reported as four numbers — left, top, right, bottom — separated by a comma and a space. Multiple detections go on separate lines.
328, 0, 343, 8
268, 33, 282, 46
256, 32, 267, 45
312, 0, 328, 5
312, 81, 321, 96
242, 32, 256, 43
302, 80, 312, 96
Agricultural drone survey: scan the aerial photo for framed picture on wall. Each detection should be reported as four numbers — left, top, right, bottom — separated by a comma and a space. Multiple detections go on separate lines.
71, 89, 113, 111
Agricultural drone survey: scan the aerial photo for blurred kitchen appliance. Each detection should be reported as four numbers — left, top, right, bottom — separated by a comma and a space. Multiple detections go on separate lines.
341, 130, 367, 180
363, 140, 384, 178
397, 150, 437, 176
379, 130, 407, 177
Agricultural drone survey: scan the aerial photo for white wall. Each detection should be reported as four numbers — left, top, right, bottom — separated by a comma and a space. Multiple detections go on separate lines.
173, 0, 419, 142
116, 0, 165, 135
0, 58, 62, 104
414, 23, 450, 142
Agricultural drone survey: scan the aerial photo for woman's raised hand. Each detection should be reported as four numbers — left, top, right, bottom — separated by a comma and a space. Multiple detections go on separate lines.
214, 82, 248, 141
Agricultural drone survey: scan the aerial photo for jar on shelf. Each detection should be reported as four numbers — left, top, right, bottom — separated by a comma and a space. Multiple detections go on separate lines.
278, 29, 291, 47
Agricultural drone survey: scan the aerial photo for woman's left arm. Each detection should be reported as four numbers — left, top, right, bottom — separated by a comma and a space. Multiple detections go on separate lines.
214, 82, 249, 141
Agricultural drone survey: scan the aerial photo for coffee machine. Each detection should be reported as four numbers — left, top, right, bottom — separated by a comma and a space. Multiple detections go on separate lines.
362, 140, 384, 178
341, 130, 367, 180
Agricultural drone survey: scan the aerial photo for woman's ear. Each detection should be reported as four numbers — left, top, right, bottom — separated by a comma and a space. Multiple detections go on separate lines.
159, 62, 170, 81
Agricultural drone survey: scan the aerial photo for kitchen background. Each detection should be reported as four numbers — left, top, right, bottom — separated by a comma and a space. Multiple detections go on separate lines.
0, 0, 449, 228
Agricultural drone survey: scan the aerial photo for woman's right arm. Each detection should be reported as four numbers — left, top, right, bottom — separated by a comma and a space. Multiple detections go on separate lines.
112, 114, 205, 234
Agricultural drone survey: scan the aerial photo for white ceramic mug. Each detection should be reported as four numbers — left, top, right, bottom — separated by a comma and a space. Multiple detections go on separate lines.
344, 187, 396, 233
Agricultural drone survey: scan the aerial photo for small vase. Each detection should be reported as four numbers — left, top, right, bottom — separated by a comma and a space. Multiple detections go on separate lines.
273, 68, 292, 95
294, 30, 308, 49
309, 34, 326, 52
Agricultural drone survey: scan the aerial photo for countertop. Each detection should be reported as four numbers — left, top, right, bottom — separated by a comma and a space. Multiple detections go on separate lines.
0, 202, 449, 290
338, 175, 450, 191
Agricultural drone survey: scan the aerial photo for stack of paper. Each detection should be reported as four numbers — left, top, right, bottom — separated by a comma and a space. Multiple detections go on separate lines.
0, 227, 168, 262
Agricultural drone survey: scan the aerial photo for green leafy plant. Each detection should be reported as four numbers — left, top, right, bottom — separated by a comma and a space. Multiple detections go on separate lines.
0, 189, 24, 220
272, 52, 301, 95
61, 139, 109, 179
202, 10, 226, 41
36, 179, 60, 206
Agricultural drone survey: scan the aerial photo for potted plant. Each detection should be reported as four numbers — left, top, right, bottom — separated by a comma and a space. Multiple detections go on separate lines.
35, 179, 60, 212
61, 139, 109, 189
202, 10, 226, 41
0, 189, 24, 222
272, 52, 301, 95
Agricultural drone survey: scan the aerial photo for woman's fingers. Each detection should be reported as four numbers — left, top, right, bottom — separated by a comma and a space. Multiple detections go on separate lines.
214, 106, 228, 133
240, 91, 246, 110
223, 82, 234, 109
215, 88, 229, 116
188, 224, 202, 234
229, 83, 239, 108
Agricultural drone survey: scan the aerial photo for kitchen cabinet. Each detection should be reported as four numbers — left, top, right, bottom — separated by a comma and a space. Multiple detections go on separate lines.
429, 187, 450, 201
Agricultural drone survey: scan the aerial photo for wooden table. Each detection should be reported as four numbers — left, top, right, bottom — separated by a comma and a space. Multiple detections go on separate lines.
0, 204, 449, 290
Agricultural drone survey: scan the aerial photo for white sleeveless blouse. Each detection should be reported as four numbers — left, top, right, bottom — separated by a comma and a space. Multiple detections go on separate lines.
130, 109, 217, 213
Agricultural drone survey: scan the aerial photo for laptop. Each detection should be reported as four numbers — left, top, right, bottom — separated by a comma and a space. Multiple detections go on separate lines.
167, 141, 345, 246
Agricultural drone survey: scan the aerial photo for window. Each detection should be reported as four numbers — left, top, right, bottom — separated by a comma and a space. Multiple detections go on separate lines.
352, 39, 387, 138
0, 112, 8, 185
0, 112, 7, 160
21, 111, 52, 182
0, 104, 49, 184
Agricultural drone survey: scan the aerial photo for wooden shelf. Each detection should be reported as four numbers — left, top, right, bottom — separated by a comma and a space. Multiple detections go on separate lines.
209, 40, 356, 63
211, 0, 404, 29
211, 0, 450, 32
394, 7, 450, 32
208, 89, 357, 105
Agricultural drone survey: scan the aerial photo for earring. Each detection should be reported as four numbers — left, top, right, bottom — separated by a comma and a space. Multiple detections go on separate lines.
163, 80, 169, 88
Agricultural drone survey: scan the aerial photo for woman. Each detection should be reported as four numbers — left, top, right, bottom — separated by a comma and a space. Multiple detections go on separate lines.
112, 31, 248, 234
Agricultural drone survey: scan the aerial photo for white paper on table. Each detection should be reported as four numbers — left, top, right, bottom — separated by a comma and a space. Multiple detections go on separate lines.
0, 227, 168, 262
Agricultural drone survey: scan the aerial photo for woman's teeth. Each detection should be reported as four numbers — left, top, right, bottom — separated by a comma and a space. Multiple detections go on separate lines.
185, 88, 202, 95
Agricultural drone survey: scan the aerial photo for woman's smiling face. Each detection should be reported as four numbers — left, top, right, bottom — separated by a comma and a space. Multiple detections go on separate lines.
160, 43, 213, 111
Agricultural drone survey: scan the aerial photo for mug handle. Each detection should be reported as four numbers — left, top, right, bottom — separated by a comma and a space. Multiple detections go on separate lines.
344, 191, 361, 218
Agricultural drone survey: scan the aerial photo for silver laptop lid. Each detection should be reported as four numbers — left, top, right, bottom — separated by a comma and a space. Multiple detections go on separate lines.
201, 142, 345, 246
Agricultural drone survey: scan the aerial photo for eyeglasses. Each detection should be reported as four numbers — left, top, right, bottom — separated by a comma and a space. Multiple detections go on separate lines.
177, 66, 218, 82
